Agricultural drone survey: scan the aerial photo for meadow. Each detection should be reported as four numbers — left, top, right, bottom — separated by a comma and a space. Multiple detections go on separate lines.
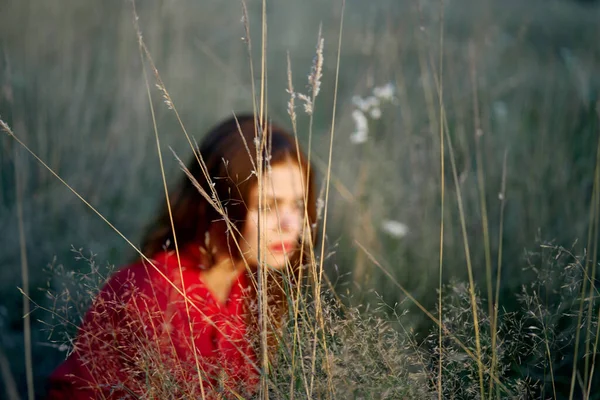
1, 0, 600, 398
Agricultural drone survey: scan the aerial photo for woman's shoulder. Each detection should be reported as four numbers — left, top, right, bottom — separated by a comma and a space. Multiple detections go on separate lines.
102, 248, 205, 296
98, 252, 172, 298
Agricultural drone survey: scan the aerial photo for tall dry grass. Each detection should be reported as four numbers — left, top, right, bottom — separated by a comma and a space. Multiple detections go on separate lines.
1, 0, 600, 398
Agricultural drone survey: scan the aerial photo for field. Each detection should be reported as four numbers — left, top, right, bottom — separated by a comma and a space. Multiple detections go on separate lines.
1, 0, 600, 398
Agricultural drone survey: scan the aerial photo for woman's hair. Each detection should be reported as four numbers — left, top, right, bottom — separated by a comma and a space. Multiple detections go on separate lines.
141, 114, 317, 272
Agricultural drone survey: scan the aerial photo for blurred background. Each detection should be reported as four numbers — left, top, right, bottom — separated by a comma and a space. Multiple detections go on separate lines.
1, 0, 599, 398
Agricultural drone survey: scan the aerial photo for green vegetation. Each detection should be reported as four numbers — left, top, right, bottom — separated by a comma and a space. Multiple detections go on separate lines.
1, 0, 600, 398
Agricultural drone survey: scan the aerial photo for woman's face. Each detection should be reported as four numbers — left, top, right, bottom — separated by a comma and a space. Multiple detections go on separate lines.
240, 160, 306, 270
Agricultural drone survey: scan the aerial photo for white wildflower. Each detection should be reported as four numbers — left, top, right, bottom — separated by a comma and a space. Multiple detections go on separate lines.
350, 130, 368, 144
363, 96, 380, 110
352, 109, 368, 132
349, 83, 395, 143
373, 82, 395, 101
369, 107, 382, 119
381, 220, 409, 238
351, 109, 369, 144
352, 95, 369, 111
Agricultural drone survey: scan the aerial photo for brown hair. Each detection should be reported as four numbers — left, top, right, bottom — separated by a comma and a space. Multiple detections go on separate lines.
141, 113, 317, 273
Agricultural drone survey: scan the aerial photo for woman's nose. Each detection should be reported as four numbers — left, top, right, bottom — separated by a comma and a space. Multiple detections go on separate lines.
279, 211, 292, 231
278, 208, 299, 232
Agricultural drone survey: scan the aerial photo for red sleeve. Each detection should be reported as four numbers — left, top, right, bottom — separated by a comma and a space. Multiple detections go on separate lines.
46, 255, 260, 399
46, 263, 147, 399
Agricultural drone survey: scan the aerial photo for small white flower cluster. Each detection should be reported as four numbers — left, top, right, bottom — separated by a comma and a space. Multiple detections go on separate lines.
381, 219, 409, 238
350, 82, 396, 144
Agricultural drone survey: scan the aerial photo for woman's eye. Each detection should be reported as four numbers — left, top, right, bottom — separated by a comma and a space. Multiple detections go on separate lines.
258, 205, 272, 212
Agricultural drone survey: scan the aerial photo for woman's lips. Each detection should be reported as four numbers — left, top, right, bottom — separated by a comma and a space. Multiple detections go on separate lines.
269, 241, 295, 254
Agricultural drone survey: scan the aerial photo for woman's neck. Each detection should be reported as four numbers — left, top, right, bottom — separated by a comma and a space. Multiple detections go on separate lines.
199, 256, 246, 305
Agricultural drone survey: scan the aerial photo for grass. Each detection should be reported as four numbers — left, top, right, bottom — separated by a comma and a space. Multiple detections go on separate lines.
1, 0, 600, 398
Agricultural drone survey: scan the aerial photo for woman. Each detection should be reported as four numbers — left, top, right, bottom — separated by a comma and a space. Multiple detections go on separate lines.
46, 114, 317, 399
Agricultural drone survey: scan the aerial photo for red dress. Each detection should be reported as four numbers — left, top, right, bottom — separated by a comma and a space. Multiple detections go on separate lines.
46, 246, 259, 399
